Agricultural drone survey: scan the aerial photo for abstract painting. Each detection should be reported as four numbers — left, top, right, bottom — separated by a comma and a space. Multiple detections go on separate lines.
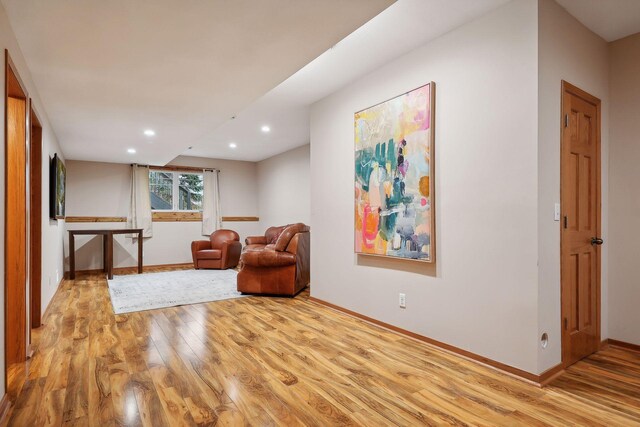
354, 82, 435, 262
49, 153, 66, 219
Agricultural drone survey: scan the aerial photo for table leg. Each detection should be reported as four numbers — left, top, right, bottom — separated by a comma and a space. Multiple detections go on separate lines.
69, 234, 75, 280
103, 234, 108, 273
138, 231, 143, 274
107, 233, 114, 280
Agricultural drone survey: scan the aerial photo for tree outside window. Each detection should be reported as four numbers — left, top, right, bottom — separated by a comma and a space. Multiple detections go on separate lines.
178, 173, 203, 210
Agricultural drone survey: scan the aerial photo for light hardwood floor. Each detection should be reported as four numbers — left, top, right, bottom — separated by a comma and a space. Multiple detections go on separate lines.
2, 269, 640, 426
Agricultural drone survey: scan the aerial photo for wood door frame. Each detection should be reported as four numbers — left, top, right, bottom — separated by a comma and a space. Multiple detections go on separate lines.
560, 80, 602, 368
29, 105, 42, 330
4, 49, 30, 373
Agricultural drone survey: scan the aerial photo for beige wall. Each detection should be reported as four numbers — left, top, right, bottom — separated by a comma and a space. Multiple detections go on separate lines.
537, 0, 611, 372
257, 144, 310, 231
65, 145, 313, 270
311, 0, 541, 374
65, 155, 261, 270
609, 32, 640, 346
0, 2, 66, 397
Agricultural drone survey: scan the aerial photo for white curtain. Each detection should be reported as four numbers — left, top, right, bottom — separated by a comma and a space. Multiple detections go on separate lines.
128, 165, 153, 238
202, 170, 222, 236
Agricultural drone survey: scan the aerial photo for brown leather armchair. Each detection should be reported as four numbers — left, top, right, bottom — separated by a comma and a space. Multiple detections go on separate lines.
237, 223, 310, 296
191, 229, 242, 270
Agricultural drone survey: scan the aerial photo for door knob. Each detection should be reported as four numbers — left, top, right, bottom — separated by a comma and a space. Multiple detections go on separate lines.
591, 237, 604, 246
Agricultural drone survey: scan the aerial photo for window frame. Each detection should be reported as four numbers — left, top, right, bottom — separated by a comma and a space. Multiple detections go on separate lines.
149, 170, 203, 213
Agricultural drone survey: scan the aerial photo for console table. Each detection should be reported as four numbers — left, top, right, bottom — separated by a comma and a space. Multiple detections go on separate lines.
68, 229, 143, 280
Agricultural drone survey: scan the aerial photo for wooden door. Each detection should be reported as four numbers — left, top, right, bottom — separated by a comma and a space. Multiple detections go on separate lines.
560, 81, 602, 368
6, 99, 28, 364
5, 51, 29, 365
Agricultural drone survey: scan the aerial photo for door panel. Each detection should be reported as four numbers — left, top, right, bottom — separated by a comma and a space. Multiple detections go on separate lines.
6, 96, 27, 365
561, 82, 601, 368
5, 52, 30, 368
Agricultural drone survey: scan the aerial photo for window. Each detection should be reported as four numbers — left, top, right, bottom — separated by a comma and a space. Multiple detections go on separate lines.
178, 173, 204, 210
149, 170, 203, 211
149, 171, 173, 210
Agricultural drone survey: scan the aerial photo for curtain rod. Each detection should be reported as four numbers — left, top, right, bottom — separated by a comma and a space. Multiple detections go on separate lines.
131, 163, 219, 173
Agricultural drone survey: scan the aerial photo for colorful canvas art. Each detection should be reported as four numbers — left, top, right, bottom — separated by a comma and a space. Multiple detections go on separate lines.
49, 153, 66, 219
354, 83, 435, 262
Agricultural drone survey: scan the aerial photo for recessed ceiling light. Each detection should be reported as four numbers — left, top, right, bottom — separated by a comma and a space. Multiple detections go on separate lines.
143, 129, 155, 137
261, 125, 270, 133
229, 142, 237, 149
127, 148, 136, 154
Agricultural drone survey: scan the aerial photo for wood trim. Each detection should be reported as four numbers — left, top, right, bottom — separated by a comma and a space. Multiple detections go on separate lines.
153, 211, 201, 222
29, 103, 42, 329
5, 49, 30, 376
560, 80, 602, 369
604, 339, 640, 353
155, 214, 261, 222
5, 50, 28, 100
148, 165, 217, 173
40, 276, 64, 323
66, 215, 260, 223
154, 213, 260, 222
538, 363, 565, 387
222, 216, 260, 222
65, 216, 127, 223
65, 262, 194, 279
562, 81, 601, 107
308, 296, 563, 387
26, 343, 34, 359
430, 82, 436, 263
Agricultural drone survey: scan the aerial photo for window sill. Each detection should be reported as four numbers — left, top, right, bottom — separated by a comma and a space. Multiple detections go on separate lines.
152, 211, 202, 222
65, 214, 260, 223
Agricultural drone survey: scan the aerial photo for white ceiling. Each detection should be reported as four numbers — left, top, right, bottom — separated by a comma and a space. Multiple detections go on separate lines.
13, 0, 631, 165
1, 0, 393, 165
556, 0, 640, 42
188, 0, 512, 162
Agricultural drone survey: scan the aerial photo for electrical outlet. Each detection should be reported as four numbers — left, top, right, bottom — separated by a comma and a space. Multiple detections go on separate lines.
554, 203, 561, 221
399, 293, 406, 308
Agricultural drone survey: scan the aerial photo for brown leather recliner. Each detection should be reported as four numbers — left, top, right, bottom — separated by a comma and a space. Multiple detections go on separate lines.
237, 223, 310, 296
191, 229, 242, 269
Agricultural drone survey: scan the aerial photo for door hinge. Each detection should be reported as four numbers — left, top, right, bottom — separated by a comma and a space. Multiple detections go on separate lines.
564, 318, 568, 330
564, 114, 569, 128
564, 216, 568, 229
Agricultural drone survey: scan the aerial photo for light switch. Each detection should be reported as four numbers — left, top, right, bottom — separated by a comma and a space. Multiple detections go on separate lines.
554, 203, 561, 221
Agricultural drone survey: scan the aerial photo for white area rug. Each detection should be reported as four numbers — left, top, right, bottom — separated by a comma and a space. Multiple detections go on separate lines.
107, 269, 245, 314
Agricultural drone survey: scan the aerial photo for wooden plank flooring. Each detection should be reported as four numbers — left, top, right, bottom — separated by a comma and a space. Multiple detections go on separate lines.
3, 269, 640, 426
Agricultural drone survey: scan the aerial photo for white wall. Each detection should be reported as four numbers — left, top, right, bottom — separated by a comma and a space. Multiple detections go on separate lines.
65, 155, 261, 270
0, 2, 66, 397
257, 144, 310, 231
537, 0, 610, 372
39, 124, 66, 319
311, 0, 541, 374
608, 32, 640, 346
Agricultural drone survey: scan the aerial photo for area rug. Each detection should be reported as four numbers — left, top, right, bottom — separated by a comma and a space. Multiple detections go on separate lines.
107, 269, 245, 314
